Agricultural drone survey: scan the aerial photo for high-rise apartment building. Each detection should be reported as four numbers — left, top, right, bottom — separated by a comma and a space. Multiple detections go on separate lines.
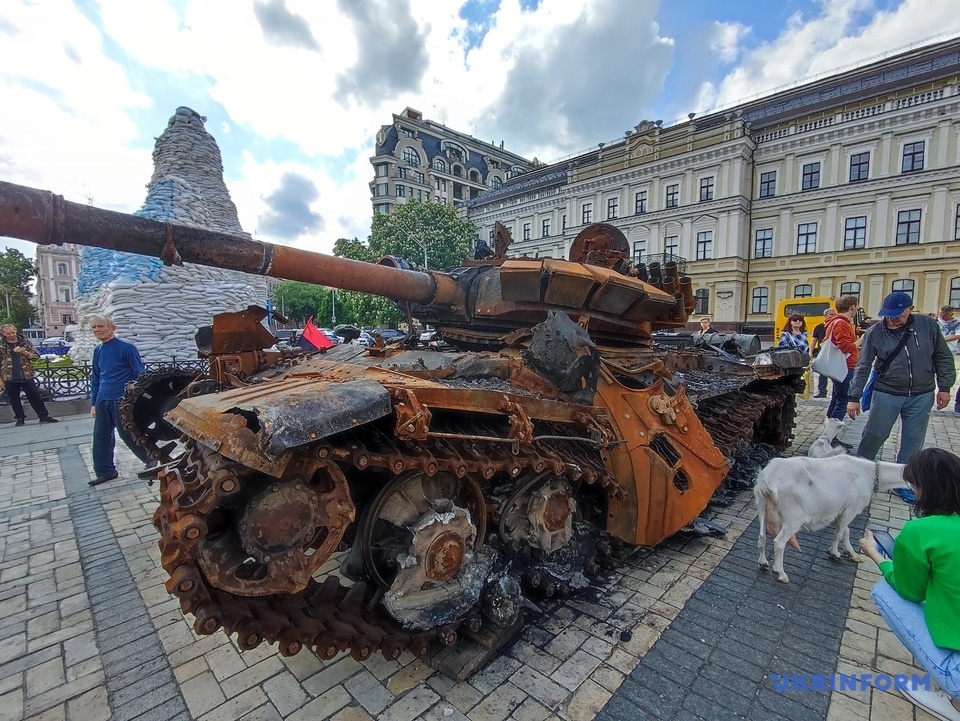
370, 107, 535, 216
463, 37, 960, 332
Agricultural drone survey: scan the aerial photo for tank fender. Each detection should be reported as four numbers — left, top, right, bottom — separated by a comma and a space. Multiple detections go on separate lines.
165, 378, 393, 473
252, 380, 393, 457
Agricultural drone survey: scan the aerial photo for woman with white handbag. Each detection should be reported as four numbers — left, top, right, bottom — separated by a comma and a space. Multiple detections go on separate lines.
815, 295, 860, 420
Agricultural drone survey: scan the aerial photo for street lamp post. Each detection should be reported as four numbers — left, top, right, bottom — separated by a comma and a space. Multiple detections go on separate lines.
331, 289, 337, 325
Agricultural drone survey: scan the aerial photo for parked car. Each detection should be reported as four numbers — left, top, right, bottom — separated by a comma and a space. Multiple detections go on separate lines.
274, 329, 298, 348
320, 328, 340, 345
374, 328, 405, 343
352, 331, 376, 347
42, 336, 67, 346
419, 328, 437, 342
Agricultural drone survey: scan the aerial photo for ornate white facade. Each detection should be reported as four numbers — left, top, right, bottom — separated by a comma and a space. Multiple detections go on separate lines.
463, 38, 960, 332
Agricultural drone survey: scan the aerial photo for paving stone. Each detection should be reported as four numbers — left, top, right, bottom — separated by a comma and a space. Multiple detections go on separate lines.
343, 668, 394, 716
382, 686, 440, 721
465, 681, 525, 721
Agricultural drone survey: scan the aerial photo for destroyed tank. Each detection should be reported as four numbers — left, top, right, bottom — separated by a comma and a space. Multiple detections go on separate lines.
0, 181, 806, 677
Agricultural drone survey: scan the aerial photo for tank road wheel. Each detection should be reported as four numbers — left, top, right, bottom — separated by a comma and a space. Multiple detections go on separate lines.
120, 369, 198, 462
360, 471, 491, 630
499, 472, 576, 556
195, 453, 355, 596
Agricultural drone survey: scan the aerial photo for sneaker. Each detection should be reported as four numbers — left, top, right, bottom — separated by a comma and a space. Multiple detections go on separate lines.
813, 393, 827, 398
38, 417, 59, 424
89, 471, 119, 487
14, 418, 25, 427
892, 487, 917, 504
899, 687, 960, 721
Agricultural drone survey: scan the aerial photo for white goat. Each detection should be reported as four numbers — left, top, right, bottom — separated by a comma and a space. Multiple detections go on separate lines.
806, 418, 849, 458
755, 455, 907, 583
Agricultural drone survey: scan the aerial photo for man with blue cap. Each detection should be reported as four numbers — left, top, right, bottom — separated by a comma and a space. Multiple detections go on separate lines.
847, 291, 955, 466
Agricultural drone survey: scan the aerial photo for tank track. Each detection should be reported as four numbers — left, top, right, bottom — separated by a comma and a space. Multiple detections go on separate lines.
152, 423, 619, 664
120, 369, 205, 462
694, 379, 800, 458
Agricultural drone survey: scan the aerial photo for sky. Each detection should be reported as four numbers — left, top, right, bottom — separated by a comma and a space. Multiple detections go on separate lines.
2, 0, 959, 264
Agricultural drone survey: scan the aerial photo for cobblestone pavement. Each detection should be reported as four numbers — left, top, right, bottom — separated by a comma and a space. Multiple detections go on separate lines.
1, 398, 957, 721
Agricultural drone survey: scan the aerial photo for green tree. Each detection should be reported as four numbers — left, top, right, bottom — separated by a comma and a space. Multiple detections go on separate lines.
272, 281, 330, 326
329, 201, 477, 328
0, 248, 39, 328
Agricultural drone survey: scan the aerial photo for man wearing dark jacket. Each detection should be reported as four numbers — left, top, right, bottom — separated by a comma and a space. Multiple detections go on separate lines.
847, 292, 956, 463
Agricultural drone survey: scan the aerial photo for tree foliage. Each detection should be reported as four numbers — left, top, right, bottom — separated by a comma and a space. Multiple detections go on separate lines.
0, 248, 38, 328
271, 203, 477, 329
327, 201, 478, 328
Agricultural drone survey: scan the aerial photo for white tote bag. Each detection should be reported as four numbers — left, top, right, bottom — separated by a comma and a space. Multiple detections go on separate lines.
811, 324, 849, 381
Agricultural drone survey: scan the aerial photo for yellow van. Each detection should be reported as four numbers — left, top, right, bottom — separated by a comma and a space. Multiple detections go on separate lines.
773, 297, 833, 348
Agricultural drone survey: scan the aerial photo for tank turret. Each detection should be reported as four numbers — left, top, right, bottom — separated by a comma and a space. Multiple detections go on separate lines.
0, 179, 806, 678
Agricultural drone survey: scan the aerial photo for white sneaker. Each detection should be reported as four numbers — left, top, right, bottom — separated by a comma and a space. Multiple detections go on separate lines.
899, 687, 960, 721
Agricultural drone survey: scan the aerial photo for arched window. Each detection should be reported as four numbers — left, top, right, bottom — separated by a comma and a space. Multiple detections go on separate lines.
452, 165, 463, 178
57, 262, 68, 275
469, 170, 481, 183
751, 287, 769, 314
794, 284, 813, 298
839, 281, 861, 299
433, 157, 445, 172
892, 278, 915, 294
491, 176, 502, 190
402, 147, 420, 167
694, 289, 710, 315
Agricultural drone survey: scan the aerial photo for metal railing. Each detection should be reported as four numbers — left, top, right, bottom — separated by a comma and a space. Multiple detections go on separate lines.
26, 358, 209, 400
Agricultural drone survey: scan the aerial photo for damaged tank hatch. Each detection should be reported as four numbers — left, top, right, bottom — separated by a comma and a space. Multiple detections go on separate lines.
0, 181, 806, 678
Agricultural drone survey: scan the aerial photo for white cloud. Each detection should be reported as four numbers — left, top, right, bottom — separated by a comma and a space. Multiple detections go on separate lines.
705, 0, 960, 112
711, 21, 750, 63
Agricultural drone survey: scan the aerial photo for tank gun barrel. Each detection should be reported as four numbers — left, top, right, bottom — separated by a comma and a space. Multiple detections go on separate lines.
0, 180, 462, 307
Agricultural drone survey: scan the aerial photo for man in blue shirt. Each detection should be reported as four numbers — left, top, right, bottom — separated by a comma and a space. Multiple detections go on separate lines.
88, 315, 152, 486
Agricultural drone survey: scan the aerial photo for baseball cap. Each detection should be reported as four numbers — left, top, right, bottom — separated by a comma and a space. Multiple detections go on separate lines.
878, 291, 913, 317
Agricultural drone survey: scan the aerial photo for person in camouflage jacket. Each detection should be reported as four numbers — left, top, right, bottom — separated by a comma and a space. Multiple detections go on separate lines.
1, 324, 57, 426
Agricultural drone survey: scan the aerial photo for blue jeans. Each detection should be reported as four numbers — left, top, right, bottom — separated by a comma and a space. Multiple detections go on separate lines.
872, 580, 960, 697
856, 390, 933, 463
93, 399, 150, 477
827, 368, 853, 420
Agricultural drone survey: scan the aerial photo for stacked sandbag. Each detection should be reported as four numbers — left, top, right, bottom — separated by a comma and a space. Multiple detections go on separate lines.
73, 107, 269, 363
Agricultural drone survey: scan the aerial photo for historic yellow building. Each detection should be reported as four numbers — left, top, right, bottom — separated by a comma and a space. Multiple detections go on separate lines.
460, 38, 960, 333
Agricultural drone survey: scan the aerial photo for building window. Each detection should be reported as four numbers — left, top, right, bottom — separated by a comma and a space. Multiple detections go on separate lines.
397, 167, 406, 179
895, 209, 921, 245
664, 236, 679, 257
797, 223, 817, 254
523, 223, 531, 241
491, 177, 503, 190
699, 177, 714, 202
416, 172, 424, 185
901, 141, 925, 173
665, 184, 679, 209
751, 287, 770, 314
375, 183, 388, 197
396, 185, 405, 198
955, 206, 960, 240
607, 197, 619, 219
581, 203, 593, 224
840, 281, 861, 300
635, 191, 647, 214
433, 158, 446, 172
759, 171, 777, 198
801, 162, 820, 190
633, 240, 646, 263
843, 216, 866, 250
754, 229, 773, 259
694, 289, 709, 315
416, 189, 423, 201
849, 152, 869, 182
794, 284, 813, 298
61, 314, 73, 325
58, 288, 71, 303
375, 163, 388, 177
695, 231, 713, 261
374, 203, 390, 214
892, 278, 915, 295
542, 219, 550, 237
949, 277, 960, 308
562, 215, 567, 231
402, 148, 420, 167
57, 262, 68, 275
